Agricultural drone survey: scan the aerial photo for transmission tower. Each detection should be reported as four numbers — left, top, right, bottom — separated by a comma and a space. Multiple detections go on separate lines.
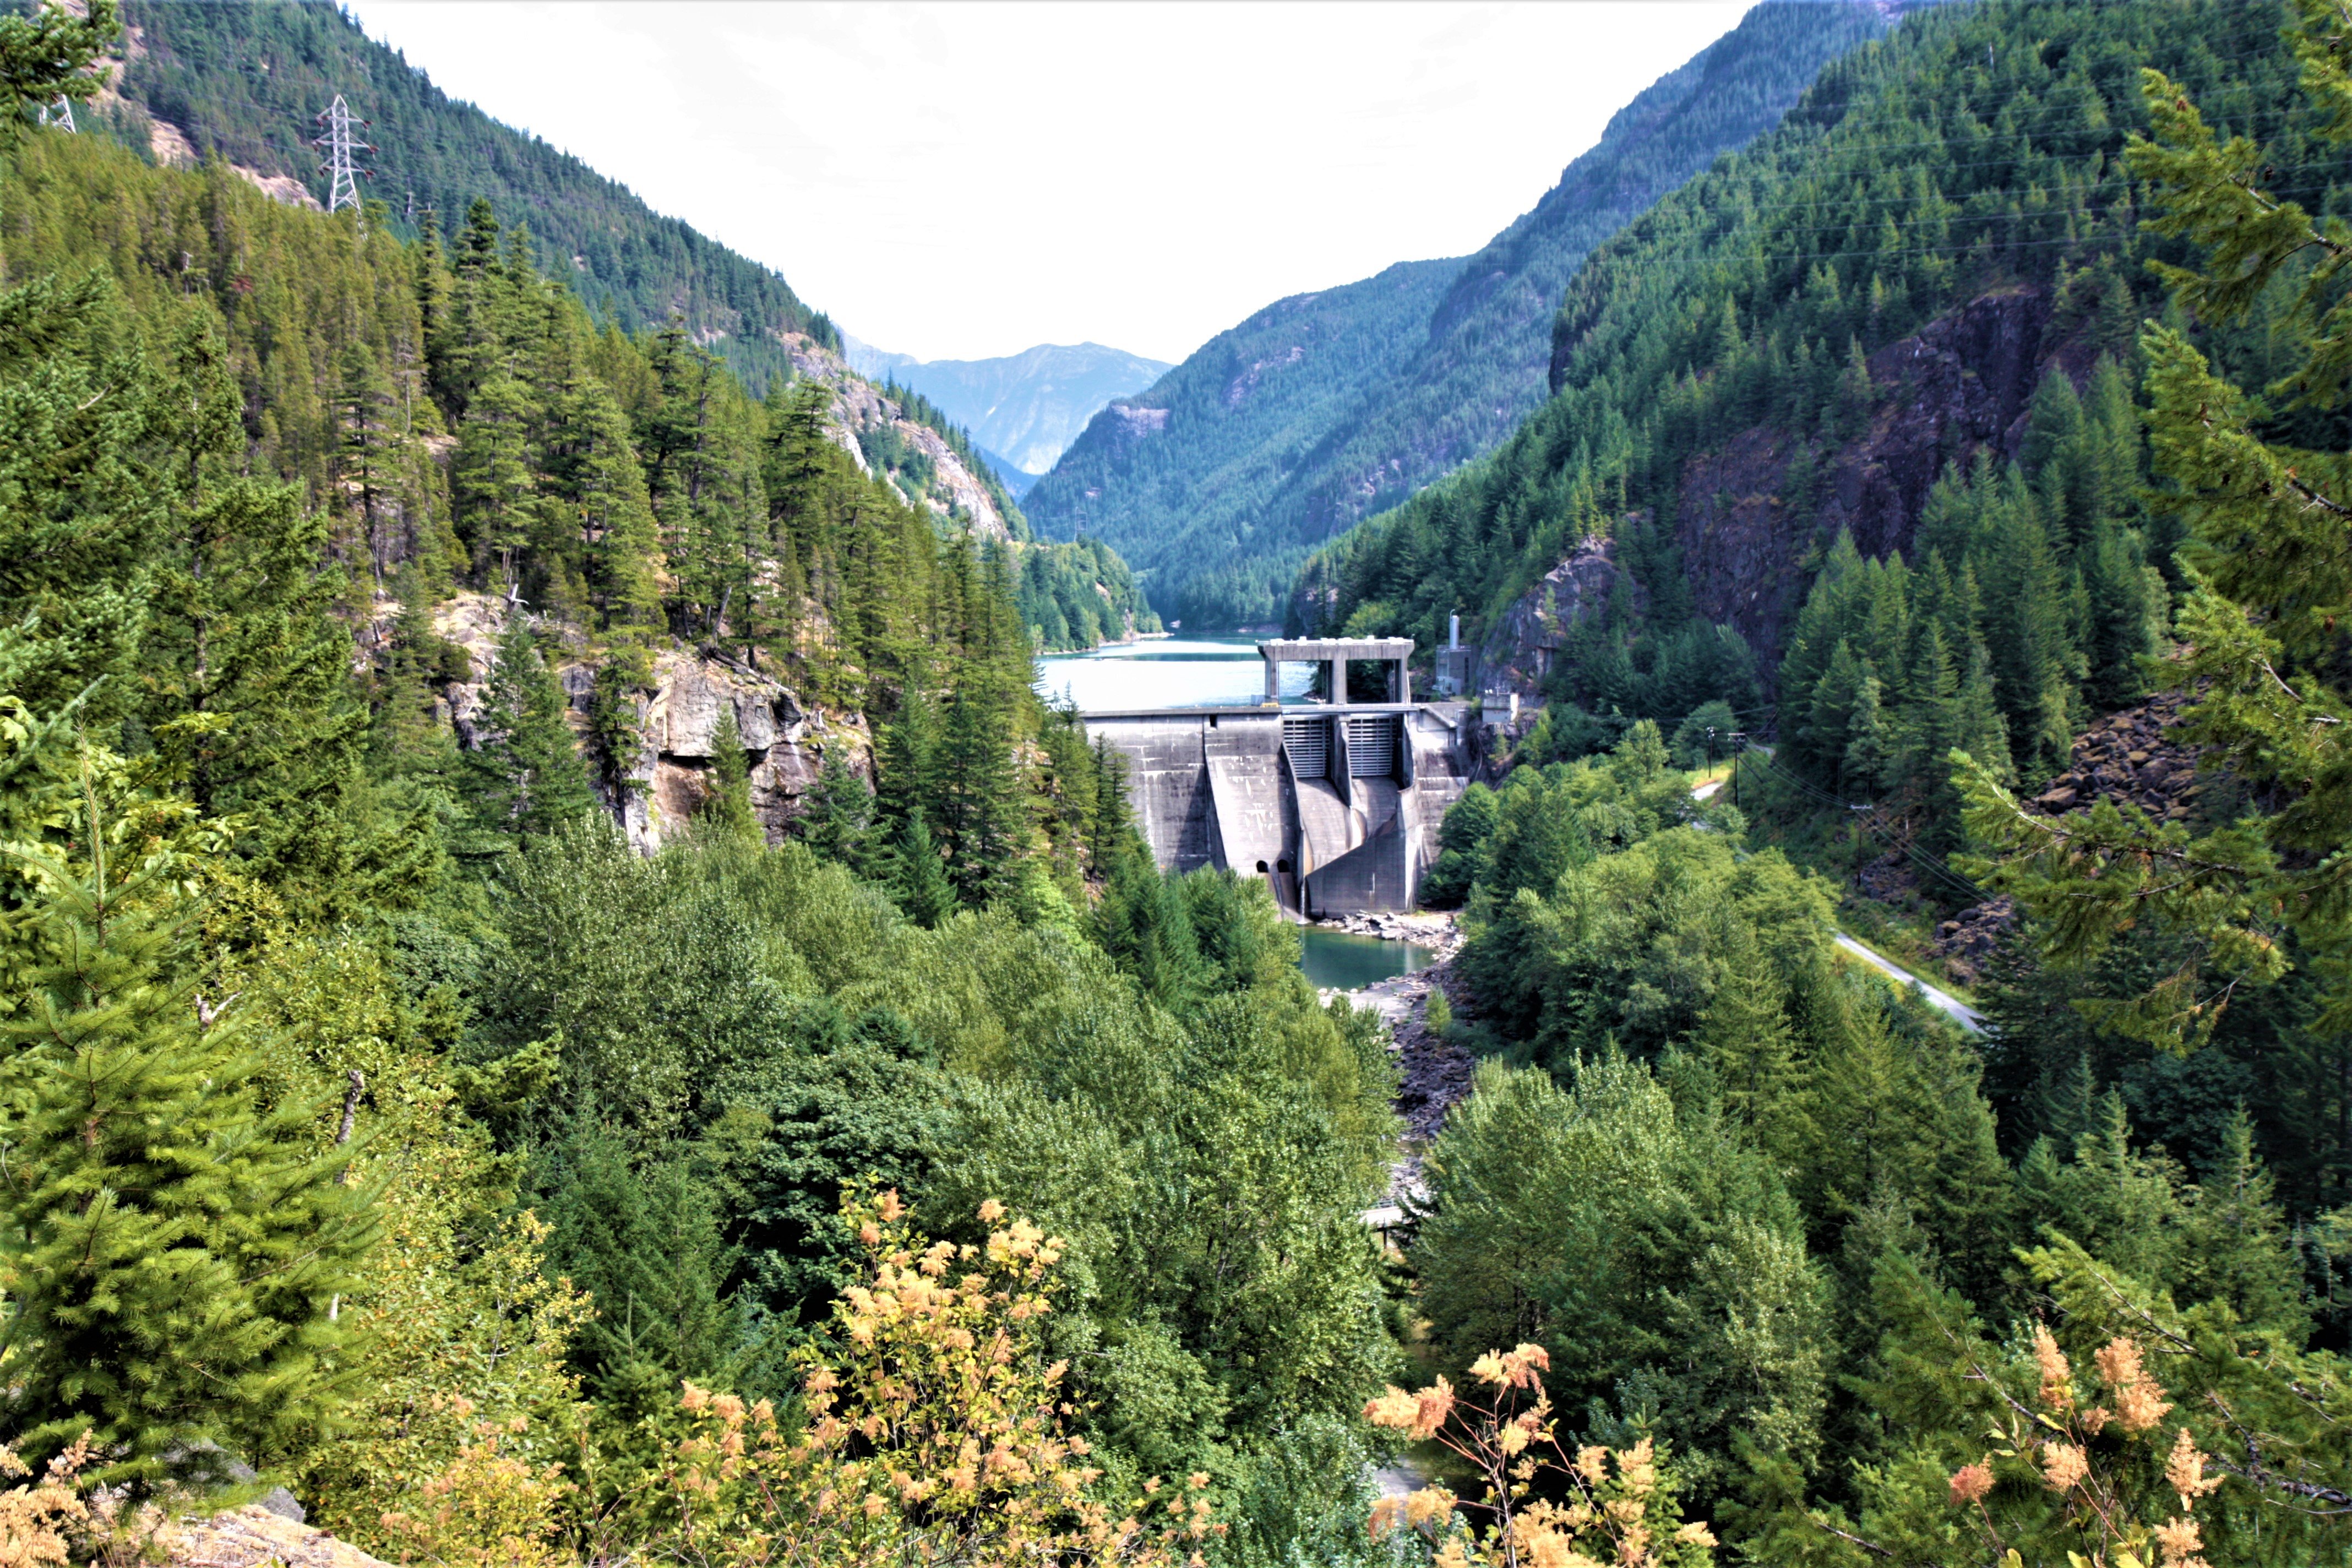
37, 95, 76, 133
312, 94, 373, 219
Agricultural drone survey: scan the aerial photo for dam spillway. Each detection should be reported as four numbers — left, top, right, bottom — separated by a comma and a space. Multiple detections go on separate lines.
1085, 640, 1471, 918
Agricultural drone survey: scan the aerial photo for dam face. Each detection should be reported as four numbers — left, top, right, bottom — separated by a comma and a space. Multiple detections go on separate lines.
1086, 640, 1469, 918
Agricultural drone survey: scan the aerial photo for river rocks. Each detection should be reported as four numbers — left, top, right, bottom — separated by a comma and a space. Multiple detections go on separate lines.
1316, 908, 1463, 957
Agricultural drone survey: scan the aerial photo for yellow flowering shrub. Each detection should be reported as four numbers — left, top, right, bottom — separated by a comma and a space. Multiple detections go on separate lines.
1943, 1329, 2225, 1568
635, 1186, 1219, 1568
379, 1408, 577, 1568
1363, 1344, 1716, 1568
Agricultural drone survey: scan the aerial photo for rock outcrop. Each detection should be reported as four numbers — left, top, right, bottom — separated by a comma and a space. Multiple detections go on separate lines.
608, 650, 868, 853
428, 592, 872, 853
1474, 534, 1643, 700
167, 1505, 388, 1568
1675, 286, 2070, 677
772, 333, 1017, 540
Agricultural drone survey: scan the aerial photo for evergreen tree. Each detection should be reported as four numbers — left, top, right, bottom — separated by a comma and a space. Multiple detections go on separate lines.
884, 808, 955, 930
535, 1121, 737, 1406
458, 622, 598, 856
0, 771, 373, 1478
930, 683, 1024, 908
798, 742, 875, 870
1972, 27, 2352, 1044
0, 0, 115, 133
701, 707, 759, 839
1090, 848, 1205, 1011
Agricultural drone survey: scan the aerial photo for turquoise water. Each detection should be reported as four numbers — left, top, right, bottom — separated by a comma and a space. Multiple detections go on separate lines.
1033, 636, 1316, 712
1298, 927, 1435, 991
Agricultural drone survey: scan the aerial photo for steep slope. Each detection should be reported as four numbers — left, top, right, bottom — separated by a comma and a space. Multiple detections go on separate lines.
1028, 258, 1464, 629
1300, 0, 2304, 838
1023, 0, 1892, 629
103, 0, 833, 389
843, 339, 1171, 479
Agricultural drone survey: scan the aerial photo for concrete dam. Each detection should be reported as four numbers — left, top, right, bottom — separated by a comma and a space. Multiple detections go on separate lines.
1088, 639, 1471, 918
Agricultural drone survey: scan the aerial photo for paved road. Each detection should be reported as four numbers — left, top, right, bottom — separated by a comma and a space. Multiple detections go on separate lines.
1833, 933, 1984, 1032
1693, 772, 1985, 1033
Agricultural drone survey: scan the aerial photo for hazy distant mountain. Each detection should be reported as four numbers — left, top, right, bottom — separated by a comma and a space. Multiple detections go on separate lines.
1020, 0, 1892, 628
842, 339, 1172, 477
974, 447, 1045, 499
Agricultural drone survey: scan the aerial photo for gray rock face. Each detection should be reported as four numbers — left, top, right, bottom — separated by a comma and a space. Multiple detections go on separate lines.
616, 650, 869, 853
422, 591, 872, 855
1474, 535, 1642, 699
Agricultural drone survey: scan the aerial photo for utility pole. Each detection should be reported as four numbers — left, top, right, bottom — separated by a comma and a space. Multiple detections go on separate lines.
38, 95, 76, 133
312, 94, 373, 221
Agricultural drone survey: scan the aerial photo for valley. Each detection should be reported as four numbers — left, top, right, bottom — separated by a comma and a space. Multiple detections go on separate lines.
4, 2, 2352, 1567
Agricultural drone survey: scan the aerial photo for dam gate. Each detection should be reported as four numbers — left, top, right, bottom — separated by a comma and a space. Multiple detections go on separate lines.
1085, 639, 1469, 919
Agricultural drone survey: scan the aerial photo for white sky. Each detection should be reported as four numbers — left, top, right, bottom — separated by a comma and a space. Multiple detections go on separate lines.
345, 1, 1755, 365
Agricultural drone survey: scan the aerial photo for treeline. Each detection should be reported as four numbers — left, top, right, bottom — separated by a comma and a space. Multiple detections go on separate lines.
1774, 360, 2170, 847
1408, 718, 2352, 1564
1295, 0, 2310, 848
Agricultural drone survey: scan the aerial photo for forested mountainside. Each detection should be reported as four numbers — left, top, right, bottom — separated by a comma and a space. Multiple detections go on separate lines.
56, 0, 1155, 654
844, 337, 1172, 484
1301, 0, 2293, 846
12, 3, 2352, 1568
103, 0, 834, 394
1023, 0, 1892, 629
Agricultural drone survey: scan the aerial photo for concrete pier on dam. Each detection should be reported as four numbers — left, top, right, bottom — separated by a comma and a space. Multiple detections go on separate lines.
1086, 639, 1471, 919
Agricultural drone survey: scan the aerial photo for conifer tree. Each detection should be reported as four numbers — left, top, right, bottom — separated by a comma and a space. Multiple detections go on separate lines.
1968, 21, 2352, 1043
930, 683, 1024, 908
0, 764, 373, 1478
701, 707, 758, 839
458, 622, 598, 856
0, 0, 115, 133
885, 808, 955, 930
798, 742, 875, 870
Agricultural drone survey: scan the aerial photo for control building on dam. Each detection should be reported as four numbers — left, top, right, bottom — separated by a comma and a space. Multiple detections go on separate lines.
1086, 639, 1470, 918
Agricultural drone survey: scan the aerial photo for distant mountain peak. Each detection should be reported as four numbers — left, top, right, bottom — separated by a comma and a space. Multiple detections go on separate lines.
841, 339, 1172, 477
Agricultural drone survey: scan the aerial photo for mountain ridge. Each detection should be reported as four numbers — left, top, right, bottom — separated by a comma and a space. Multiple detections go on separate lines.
843, 337, 1172, 478
1022, 0, 1896, 628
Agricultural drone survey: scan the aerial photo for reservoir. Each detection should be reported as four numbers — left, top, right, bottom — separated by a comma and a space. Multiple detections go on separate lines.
1033, 636, 1316, 712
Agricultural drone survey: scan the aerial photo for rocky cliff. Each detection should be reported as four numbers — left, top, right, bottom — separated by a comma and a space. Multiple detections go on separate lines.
1473, 536, 1645, 700
1673, 285, 2070, 678
774, 333, 1020, 541
430, 593, 872, 853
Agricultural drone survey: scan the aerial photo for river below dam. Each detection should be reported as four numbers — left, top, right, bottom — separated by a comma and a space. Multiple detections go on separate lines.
1036, 638, 1438, 987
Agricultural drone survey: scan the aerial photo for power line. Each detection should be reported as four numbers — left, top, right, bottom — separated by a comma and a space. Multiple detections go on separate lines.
312, 94, 373, 221
1738, 745, 1988, 903
37, 95, 75, 134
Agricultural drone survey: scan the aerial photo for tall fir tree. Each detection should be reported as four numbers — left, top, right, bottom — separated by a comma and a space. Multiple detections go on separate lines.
0, 763, 374, 1478
458, 622, 600, 857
